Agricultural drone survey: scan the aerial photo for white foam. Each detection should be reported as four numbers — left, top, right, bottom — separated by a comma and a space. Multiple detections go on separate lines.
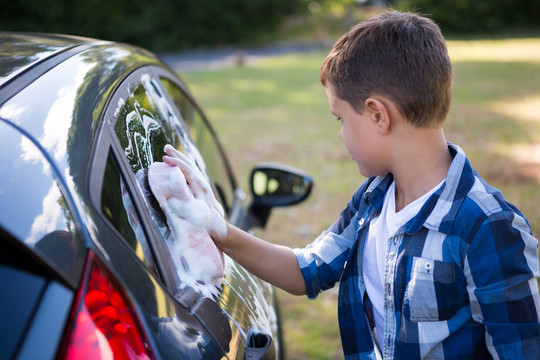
148, 156, 227, 297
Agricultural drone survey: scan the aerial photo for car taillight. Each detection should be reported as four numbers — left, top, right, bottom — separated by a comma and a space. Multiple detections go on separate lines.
58, 252, 155, 360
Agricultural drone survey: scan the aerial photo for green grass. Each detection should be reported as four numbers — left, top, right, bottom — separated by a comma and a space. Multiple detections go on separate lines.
180, 38, 540, 359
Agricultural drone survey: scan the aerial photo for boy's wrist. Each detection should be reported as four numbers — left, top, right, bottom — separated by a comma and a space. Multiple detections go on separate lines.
211, 222, 235, 253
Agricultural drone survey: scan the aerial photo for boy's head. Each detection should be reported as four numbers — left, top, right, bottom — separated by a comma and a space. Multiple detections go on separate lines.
320, 11, 452, 128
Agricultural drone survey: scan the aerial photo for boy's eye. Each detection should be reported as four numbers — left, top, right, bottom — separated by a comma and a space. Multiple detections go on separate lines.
336, 117, 342, 123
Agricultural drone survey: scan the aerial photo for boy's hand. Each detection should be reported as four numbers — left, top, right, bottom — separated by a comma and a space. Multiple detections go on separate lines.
162, 144, 227, 239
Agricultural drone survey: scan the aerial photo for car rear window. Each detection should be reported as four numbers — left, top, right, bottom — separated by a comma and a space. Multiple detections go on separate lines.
113, 76, 186, 173
100, 151, 156, 272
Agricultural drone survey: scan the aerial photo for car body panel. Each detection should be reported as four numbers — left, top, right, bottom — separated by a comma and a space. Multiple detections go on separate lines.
0, 32, 89, 85
0, 118, 87, 287
0, 32, 284, 359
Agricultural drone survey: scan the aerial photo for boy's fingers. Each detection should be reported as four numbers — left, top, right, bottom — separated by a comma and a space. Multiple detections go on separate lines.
163, 144, 183, 159
163, 144, 224, 217
164, 145, 202, 180
162, 155, 181, 167
164, 145, 196, 172
161, 156, 200, 196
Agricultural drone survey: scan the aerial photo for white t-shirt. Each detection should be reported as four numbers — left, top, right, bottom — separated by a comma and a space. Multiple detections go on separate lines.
363, 180, 444, 349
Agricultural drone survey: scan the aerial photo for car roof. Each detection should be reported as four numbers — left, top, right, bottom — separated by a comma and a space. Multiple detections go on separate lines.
0, 32, 97, 86
0, 31, 167, 130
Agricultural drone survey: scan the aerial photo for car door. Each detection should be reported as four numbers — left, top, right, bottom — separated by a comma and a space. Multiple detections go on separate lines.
96, 65, 280, 359
157, 71, 284, 358
157, 71, 282, 359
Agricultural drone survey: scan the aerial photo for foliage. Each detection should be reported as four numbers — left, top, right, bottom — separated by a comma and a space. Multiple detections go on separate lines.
395, 0, 540, 34
0, 0, 302, 51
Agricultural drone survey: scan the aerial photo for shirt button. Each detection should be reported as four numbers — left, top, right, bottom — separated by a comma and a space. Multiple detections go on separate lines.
359, 218, 365, 226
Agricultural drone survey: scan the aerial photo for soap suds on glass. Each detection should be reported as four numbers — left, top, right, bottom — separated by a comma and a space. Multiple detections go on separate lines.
148, 145, 227, 298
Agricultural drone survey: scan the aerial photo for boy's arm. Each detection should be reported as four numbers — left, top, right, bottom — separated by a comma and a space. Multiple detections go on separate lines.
465, 211, 540, 357
214, 223, 307, 296
160, 146, 307, 295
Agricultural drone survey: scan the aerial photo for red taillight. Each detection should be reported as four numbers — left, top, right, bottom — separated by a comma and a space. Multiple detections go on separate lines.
59, 252, 155, 360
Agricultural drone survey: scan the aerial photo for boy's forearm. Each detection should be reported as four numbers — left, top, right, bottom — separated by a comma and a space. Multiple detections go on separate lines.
217, 223, 307, 296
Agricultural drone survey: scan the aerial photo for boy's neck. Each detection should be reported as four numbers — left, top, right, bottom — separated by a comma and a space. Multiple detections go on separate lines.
389, 127, 452, 212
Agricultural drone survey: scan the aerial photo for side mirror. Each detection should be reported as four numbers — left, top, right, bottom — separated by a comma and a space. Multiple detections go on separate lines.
247, 163, 313, 228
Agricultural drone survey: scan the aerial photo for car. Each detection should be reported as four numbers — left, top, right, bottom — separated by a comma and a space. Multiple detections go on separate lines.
0, 32, 313, 360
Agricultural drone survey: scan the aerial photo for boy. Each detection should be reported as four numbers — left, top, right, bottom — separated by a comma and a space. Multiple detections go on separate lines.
198, 11, 540, 359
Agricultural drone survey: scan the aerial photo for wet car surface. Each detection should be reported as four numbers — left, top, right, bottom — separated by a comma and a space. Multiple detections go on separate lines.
0, 33, 313, 359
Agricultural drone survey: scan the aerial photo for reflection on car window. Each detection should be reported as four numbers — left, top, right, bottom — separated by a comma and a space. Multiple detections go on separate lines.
0, 120, 85, 284
101, 151, 155, 272
161, 78, 233, 210
160, 78, 194, 130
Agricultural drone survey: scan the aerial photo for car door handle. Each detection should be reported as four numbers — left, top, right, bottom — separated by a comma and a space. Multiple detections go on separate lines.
244, 327, 275, 360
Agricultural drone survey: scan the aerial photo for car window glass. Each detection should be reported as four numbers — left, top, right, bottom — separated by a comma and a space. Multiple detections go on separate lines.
111, 74, 222, 295
160, 78, 194, 129
101, 151, 155, 272
160, 78, 233, 210
114, 79, 181, 173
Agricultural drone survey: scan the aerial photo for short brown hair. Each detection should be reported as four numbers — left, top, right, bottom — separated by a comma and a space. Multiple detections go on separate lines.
320, 11, 452, 128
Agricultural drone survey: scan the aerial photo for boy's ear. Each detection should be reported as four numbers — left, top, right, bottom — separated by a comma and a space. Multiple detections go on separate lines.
365, 97, 390, 134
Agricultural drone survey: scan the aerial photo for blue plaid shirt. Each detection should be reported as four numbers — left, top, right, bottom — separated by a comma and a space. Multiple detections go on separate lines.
294, 144, 540, 359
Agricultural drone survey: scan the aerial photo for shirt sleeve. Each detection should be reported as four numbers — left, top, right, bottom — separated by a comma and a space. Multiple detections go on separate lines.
464, 208, 540, 358
294, 187, 365, 299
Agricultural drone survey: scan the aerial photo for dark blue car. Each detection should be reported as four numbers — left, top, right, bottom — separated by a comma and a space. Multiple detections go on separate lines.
0, 32, 312, 360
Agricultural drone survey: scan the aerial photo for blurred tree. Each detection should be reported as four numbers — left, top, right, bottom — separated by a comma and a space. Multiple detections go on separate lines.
0, 0, 302, 51
396, 0, 540, 34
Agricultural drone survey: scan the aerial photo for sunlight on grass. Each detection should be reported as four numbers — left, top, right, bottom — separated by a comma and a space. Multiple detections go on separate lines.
231, 78, 280, 92
448, 38, 540, 62
495, 143, 540, 164
490, 95, 540, 124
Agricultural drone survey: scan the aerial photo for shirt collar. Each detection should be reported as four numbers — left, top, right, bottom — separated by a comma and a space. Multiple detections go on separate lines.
364, 173, 393, 212
362, 143, 476, 235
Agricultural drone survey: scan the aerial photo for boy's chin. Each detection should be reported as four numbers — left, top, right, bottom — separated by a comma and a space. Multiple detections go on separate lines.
356, 163, 386, 179
356, 166, 372, 178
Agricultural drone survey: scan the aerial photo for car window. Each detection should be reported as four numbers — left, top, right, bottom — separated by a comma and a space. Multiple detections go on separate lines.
113, 76, 189, 233
110, 73, 224, 293
160, 78, 234, 211
101, 151, 155, 272
160, 78, 194, 129
114, 78, 182, 172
